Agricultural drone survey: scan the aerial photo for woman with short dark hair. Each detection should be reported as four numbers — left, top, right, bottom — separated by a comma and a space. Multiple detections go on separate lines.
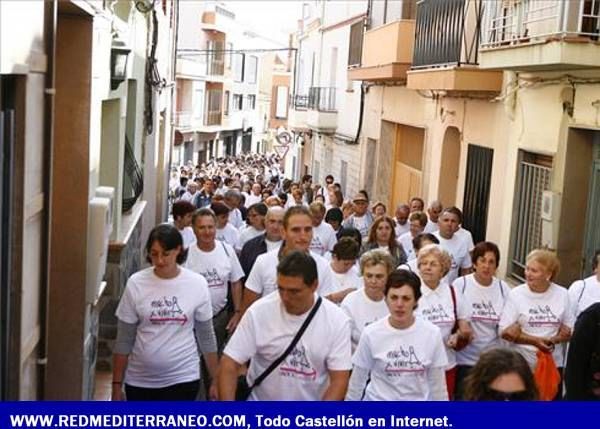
112, 224, 218, 401
463, 348, 538, 401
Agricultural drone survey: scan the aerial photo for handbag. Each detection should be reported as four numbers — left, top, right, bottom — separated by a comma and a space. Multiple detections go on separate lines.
235, 297, 323, 401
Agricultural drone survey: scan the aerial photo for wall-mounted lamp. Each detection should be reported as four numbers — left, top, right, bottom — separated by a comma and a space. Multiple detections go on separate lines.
110, 37, 131, 90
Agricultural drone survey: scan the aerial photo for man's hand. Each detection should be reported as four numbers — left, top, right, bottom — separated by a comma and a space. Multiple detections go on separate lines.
227, 312, 241, 333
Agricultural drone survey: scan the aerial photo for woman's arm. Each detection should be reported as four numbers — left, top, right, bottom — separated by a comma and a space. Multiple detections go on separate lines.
195, 319, 219, 400
345, 366, 370, 400
111, 320, 137, 401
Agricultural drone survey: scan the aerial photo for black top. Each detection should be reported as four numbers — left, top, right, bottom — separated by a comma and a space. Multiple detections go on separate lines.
239, 233, 268, 280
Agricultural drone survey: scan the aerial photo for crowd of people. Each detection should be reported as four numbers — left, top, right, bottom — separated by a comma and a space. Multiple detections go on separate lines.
110, 153, 600, 401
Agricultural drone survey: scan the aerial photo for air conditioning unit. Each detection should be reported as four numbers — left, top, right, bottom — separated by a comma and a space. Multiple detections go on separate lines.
541, 191, 561, 249
86, 187, 115, 304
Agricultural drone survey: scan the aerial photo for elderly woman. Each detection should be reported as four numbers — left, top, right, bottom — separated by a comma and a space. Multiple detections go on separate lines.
568, 250, 600, 319
346, 270, 448, 400
341, 249, 394, 350
397, 233, 439, 274
415, 244, 473, 399
112, 224, 218, 401
397, 211, 428, 262
463, 348, 538, 401
451, 242, 511, 399
361, 216, 407, 269
499, 249, 574, 399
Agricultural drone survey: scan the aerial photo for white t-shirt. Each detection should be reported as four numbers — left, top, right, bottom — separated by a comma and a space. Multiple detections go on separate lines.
353, 317, 448, 400
179, 191, 198, 204
499, 283, 575, 368
394, 221, 410, 238
310, 222, 337, 256
568, 275, 600, 319
224, 292, 352, 400
398, 259, 419, 276
244, 194, 262, 208
184, 242, 244, 314
424, 219, 439, 233
452, 274, 511, 366
265, 238, 282, 252
239, 226, 264, 248
433, 232, 472, 284
397, 232, 415, 261
177, 225, 196, 250
245, 248, 336, 298
228, 208, 244, 229
216, 223, 241, 252
455, 227, 475, 251
414, 282, 471, 369
331, 268, 362, 294
341, 288, 389, 348
115, 267, 213, 388
351, 215, 370, 239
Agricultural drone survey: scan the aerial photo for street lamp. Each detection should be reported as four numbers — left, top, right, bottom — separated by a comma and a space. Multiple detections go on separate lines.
110, 38, 131, 90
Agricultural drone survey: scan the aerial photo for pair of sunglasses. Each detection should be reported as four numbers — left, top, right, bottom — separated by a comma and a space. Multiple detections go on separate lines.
484, 387, 531, 401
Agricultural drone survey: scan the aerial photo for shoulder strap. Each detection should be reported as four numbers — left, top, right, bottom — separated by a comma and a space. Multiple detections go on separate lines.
251, 297, 323, 389
498, 279, 505, 299
578, 279, 587, 303
220, 241, 230, 258
462, 276, 467, 294
450, 285, 458, 322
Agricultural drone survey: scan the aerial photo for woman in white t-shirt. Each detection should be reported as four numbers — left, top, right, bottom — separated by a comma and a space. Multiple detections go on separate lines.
568, 250, 600, 319
499, 249, 575, 400
451, 241, 511, 399
327, 237, 363, 304
112, 224, 218, 401
346, 270, 448, 400
414, 244, 473, 400
341, 249, 394, 350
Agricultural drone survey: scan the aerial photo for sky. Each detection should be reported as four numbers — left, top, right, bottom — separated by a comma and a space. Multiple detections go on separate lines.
223, 0, 304, 46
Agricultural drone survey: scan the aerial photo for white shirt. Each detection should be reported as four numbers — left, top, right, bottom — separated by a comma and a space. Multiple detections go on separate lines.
115, 267, 213, 388
179, 191, 198, 204
424, 219, 439, 233
394, 221, 410, 238
224, 292, 352, 400
397, 232, 416, 261
228, 208, 244, 229
184, 242, 244, 314
433, 232, 472, 284
245, 248, 337, 298
331, 268, 362, 294
455, 227, 475, 251
568, 275, 600, 319
265, 238, 282, 252
499, 283, 575, 368
353, 317, 448, 401
452, 274, 511, 366
239, 226, 264, 248
310, 222, 337, 256
244, 194, 262, 208
341, 288, 388, 349
414, 282, 471, 369
176, 226, 196, 250
216, 223, 241, 252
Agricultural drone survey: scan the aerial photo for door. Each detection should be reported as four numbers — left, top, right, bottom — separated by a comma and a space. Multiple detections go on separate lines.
583, 160, 600, 275
462, 145, 494, 245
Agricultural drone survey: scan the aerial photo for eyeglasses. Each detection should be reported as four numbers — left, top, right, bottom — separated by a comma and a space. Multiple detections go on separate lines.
484, 387, 531, 401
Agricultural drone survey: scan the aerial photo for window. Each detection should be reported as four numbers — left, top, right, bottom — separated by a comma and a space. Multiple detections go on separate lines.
233, 53, 244, 82
246, 94, 256, 110
224, 91, 230, 115
192, 88, 204, 119
204, 90, 222, 126
225, 42, 233, 69
232, 94, 243, 111
275, 86, 288, 118
370, 0, 416, 27
245, 55, 258, 84
348, 20, 363, 67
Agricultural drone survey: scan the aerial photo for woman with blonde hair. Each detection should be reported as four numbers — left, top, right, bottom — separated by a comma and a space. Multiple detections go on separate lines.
415, 244, 472, 399
499, 249, 575, 399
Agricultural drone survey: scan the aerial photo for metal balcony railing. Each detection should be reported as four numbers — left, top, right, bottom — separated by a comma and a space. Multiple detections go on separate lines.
173, 111, 192, 128
412, 0, 482, 69
481, 0, 600, 49
206, 58, 225, 76
204, 109, 222, 126
308, 87, 337, 112
290, 94, 309, 110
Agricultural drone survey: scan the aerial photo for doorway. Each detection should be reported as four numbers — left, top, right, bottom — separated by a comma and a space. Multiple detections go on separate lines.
462, 144, 494, 245
438, 126, 461, 207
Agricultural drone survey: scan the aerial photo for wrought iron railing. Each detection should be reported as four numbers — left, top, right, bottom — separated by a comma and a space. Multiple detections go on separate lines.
122, 136, 143, 213
412, 0, 482, 69
481, 0, 600, 49
204, 109, 222, 126
290, 94, 309, 110
308, 87, 337, 112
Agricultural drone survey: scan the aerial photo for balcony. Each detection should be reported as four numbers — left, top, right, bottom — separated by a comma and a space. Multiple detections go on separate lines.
204, 109, 222, 127
288, 95, 309, 130
480, 0, 600, 71
348, 20, 416, 82
306, 87, 337, 132
176, 56, 206, 78
406, 0, 502, 93
173, 110, 222, 132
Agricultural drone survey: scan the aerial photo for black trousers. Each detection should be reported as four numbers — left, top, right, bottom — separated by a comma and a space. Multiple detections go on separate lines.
125, 379, 200, 401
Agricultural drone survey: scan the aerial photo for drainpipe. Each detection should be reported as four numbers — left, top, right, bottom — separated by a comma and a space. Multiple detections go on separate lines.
40, 0, 57, 399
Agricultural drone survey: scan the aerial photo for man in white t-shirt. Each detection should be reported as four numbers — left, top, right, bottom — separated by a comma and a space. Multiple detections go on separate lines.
342, 193, 374, 239
241, 206, 337, 313
244, 183, 263, 208
424, 200, 443, 233
211, 202, 241, 252
309, 201, 337, 256
218, 251, 352, 400
433, 207, 473, 284
394, 204, 411, 237
171, 200, 196, 250
224, 189, 244, 230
